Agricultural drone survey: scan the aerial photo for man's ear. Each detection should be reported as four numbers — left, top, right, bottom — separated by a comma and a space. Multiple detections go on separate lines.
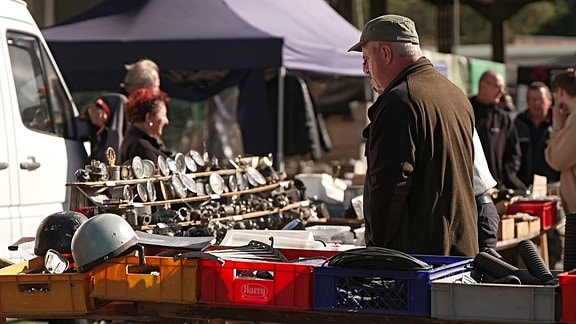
381, 44, 392, 63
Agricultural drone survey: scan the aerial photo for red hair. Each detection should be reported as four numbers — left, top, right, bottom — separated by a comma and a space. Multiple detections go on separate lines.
126, 88, 170, 123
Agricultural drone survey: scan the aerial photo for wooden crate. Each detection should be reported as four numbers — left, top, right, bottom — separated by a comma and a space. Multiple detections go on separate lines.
498, 217, 515, 241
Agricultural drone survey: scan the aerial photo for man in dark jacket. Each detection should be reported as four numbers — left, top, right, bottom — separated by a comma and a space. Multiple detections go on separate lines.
349, 15, 478, 256
515, 81, 560, 186
469, 71, 524, 191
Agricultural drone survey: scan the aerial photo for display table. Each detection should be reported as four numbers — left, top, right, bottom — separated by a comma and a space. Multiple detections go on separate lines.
0, 301, 519, 324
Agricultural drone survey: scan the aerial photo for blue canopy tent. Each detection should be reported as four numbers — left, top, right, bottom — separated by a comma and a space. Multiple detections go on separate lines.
224, 0, 363, 77
42, 0, 283, 156
42, 0, 364, 162
223, 0, 364, 166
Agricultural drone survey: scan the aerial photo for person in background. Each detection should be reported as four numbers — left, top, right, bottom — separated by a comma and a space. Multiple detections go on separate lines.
545, 68, 576, 213
499, 93, 517, 116
349, 14, 478, 256
80, 59, 161, 163
515, 81, 560, 187
119, 59, 161, 96
473, 128, 500, 251
470, 70, 525, 191
119, 88, 171, 163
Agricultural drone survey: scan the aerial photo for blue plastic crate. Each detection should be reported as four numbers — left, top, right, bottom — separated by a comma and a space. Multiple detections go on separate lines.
313, 254, 472, 316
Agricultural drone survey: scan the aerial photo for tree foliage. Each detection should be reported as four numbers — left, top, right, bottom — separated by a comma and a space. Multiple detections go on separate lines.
342, 0, 574, 45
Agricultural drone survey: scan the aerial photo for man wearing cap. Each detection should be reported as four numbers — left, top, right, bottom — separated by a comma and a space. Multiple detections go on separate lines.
351, 14, 478, 256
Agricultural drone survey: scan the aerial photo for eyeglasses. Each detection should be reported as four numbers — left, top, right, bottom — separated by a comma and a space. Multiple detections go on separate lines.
481, 80, 505, 90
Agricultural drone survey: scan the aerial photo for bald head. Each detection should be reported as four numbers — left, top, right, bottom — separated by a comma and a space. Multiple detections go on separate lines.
477, 70, 505, 105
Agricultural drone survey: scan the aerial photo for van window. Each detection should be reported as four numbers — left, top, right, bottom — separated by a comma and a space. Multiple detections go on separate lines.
7, 31, 75, 138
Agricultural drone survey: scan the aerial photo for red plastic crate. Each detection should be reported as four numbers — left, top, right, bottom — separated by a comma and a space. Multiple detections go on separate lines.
200, 248, 338, 310
507, 199, 558, 230
559, 270, 576, 323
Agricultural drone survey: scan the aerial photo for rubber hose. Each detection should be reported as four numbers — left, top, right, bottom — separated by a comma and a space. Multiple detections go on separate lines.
482, 247, 505, 260
470, 249, 498, 283
474, 252, 542, 285
511, 269, 546, 285
474, 252, 519, 279
469, 268, 484, 283
470, 268, 497, 283
564, 213, 576, 271
489, 275, 521, 285
517, 240, 553, 283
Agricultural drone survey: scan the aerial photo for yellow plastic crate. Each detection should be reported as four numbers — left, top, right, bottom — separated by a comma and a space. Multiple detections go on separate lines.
91, 254, 199, 304
0, 257, 101, 316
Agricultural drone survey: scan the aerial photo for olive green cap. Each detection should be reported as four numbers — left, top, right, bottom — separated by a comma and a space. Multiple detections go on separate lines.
348, 14, 420, 52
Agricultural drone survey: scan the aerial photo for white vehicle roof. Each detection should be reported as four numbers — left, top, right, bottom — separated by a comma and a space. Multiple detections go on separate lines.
1, 0, 34, 24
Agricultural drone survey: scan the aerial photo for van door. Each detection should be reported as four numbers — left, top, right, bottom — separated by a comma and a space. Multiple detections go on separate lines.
0, 61, 17, 215
1, 26, 88, 259
0, 14, 23, 259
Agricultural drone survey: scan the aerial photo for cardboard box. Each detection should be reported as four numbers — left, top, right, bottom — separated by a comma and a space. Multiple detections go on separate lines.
515, 220, 530, 238
529, 217, 541, 236
497, 217, 515, 241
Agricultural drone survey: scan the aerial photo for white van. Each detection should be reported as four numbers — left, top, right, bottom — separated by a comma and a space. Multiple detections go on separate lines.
0, 0, 88, 261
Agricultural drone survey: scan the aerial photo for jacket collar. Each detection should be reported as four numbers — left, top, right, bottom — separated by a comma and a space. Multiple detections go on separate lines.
382, 57, 433, 94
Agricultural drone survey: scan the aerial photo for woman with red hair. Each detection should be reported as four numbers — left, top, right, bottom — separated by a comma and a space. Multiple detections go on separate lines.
119, 88, 171, 163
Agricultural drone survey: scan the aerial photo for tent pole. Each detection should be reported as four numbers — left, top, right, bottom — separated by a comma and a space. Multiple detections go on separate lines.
276, 66, 286, 172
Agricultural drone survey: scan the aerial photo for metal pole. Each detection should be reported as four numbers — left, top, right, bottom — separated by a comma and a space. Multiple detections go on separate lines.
453, 0, 460, 54
354, 0, 364, 29
276, 66, 286, 172
44, 0, 55, 26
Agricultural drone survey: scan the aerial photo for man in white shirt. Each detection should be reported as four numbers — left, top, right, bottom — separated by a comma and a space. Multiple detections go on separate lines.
473, 129, 500, 250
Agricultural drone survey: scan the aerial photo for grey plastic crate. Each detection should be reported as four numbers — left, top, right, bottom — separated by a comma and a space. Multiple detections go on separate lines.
431, 271, 560, 323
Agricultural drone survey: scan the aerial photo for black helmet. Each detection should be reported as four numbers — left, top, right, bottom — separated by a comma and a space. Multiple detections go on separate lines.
34, 211, 88, 256
71, 213, 142, 273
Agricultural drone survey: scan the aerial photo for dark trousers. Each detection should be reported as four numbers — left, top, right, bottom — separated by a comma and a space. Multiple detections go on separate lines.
476, 193, 500, 250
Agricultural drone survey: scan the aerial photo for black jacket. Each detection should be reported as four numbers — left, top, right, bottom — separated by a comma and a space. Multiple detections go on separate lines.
119, 126, 171, 164
515, 111, 560, 185
362, 58, 478, 256
78, 93, 128, 164
470, 97, 524, 190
